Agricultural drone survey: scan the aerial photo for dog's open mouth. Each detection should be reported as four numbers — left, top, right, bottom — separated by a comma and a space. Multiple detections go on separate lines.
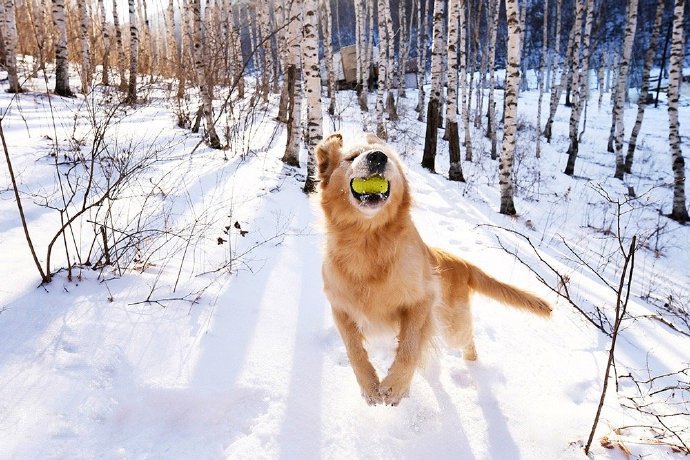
350, 175, 390, 205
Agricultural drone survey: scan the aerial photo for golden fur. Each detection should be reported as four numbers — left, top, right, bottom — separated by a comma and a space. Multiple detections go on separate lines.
316, 132, 551, 406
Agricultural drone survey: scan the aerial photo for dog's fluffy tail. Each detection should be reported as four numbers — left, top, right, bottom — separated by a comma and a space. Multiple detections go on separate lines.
468, 263, 551, 317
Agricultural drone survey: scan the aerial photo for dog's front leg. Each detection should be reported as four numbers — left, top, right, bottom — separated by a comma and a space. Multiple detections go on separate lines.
332, 308, 382, 405
379, 304, 432, 406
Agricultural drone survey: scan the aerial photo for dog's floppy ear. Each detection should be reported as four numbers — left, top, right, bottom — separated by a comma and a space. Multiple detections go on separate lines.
316, 132, 343, 185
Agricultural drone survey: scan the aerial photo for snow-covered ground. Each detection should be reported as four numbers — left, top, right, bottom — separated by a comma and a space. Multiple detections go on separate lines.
1, 62, 688, 458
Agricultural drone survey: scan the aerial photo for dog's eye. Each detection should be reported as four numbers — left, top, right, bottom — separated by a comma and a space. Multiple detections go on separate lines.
345, 155, 358, 162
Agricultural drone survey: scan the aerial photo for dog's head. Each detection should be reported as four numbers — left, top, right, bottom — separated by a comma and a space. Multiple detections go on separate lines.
316, 133, 410, 227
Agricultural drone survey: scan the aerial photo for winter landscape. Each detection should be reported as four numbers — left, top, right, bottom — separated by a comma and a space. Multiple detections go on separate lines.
1, 0, 689, 458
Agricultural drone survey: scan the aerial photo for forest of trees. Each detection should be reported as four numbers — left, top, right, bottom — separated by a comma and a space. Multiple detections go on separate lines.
0, 0, 688, 221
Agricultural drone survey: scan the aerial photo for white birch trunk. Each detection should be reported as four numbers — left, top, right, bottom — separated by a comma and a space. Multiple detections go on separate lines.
1, 0, 20, 93
499, 0, 521, 216
357, 0, 371, 112
384, 0, 398, 120
543, 0, 562, 142
667, 0, 689, 222
397, 0, 408, 99
112, 0, 127, 91
625, 0, 664, 173
126, 0, 138, 103
321, 0, 336, 115
282, 0, 303, 167
230, 3, 244, 98
613, 0, 639, 179
415, 0, 429, 118
562, 0, 586, 175
302, 0, 323, 193
165, 0, 178, 77
51, 0, 72, 96
420, 0, 445, 171
256, 0, 271, 102
447, 0, 464, 181
26, 0, 46, 76
535, 0, 548, 158
77, 0, 91, 94
191, 0, 221, 148
97, 0, 111, 86
486, 0, 500, 159
460, 0, 472, 162
375, 0, 388, 139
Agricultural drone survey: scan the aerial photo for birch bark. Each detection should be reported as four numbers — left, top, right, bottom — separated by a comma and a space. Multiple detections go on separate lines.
625, 0, 664, 173
1, 0, 20, 93
613, 0, 639, 179
499, 0, 522, 215
77, 0, 91, 94
420, 0, 445, 171
112, 0, 127, 91
667, 0, 689, 222
190, 0, 221, 148
51, 0, 73, 97
447, 0, 464, 182
282, 0, 303, 167
302, 0, 323, 193
126, 0, 138, 103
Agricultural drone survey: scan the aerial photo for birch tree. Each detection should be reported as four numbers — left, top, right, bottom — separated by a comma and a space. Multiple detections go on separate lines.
355, 0, 368, 110
165, 0, 178, 78
302, 0, 323, 193
564, 0, 595, 176
625, 0, 665, 173
375, 0, 389, 139
421, 0, 445, 172
112, 0, 127, 90
447, 0, 464, 181
51, 0, 73, 97
77, 0, 91, 94
383, 0, 398, 120
1, 0, 21, 93
499, 0, 521, 215
613, 0, 639, 180
25, 0, 47, 76
486, 0, 500, 159
321, 0, 336, 115
97, 0, 111, 85
415, 0, 429, 119
281, 0, 303, 168
535, 0, 548, 158
460, 0, 472, 161
125, 0, 138, 103
667, 0, 689, 223
191, 0, 221, 149
543, 0, 562, 143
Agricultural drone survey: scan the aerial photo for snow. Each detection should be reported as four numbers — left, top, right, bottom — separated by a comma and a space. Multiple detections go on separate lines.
1, 61, 689, 458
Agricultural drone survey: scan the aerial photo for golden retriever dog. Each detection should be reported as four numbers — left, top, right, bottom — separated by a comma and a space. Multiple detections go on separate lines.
316, 132, 551, 406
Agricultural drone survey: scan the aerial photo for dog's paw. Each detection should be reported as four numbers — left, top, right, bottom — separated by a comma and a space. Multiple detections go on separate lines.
362, 389, 383, 406
378, 376, 411, 406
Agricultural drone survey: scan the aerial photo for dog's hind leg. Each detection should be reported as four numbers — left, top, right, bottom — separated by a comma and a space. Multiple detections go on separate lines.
441, 293, 478, 361
332, 308, 382, 405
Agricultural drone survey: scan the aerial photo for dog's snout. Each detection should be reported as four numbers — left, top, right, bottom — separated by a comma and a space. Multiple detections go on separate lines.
366, 150, 387, 172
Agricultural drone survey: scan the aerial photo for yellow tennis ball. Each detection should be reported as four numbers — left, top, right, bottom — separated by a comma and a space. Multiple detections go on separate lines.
351, 176, 389, 194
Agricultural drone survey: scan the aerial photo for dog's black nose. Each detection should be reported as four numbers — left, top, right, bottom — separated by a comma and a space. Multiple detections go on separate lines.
366, 150, 387, 172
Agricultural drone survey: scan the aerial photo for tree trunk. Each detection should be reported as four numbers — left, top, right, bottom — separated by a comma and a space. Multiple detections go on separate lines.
461, 0, 473, 162
421, 0, 445, 172
563, 0, 593, 176
535, 0, 548, 158
125, 0, 138, 103
375, 0, 388, 139
191, 0, 221, 148
499, 0, 521, 216
302, 0, 323, 194
321, 0, 336, 116
77, 0, 91, 94
51, 0, 73, 97
543, 0, 562, 143
112, 0, 127, 91
282, 0, 303, 168
667, 0, 689, 223
97, 0, 111, 86
613, 0, 639, 180
486, 0, 500, 160
447, 0, 464, 182
1, 0, 21, 93
416, 0, 429, 118
26, 0, 46, 76
384, 0, 398, 121
165, 0, 178, 78
625, 0, 664, 173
